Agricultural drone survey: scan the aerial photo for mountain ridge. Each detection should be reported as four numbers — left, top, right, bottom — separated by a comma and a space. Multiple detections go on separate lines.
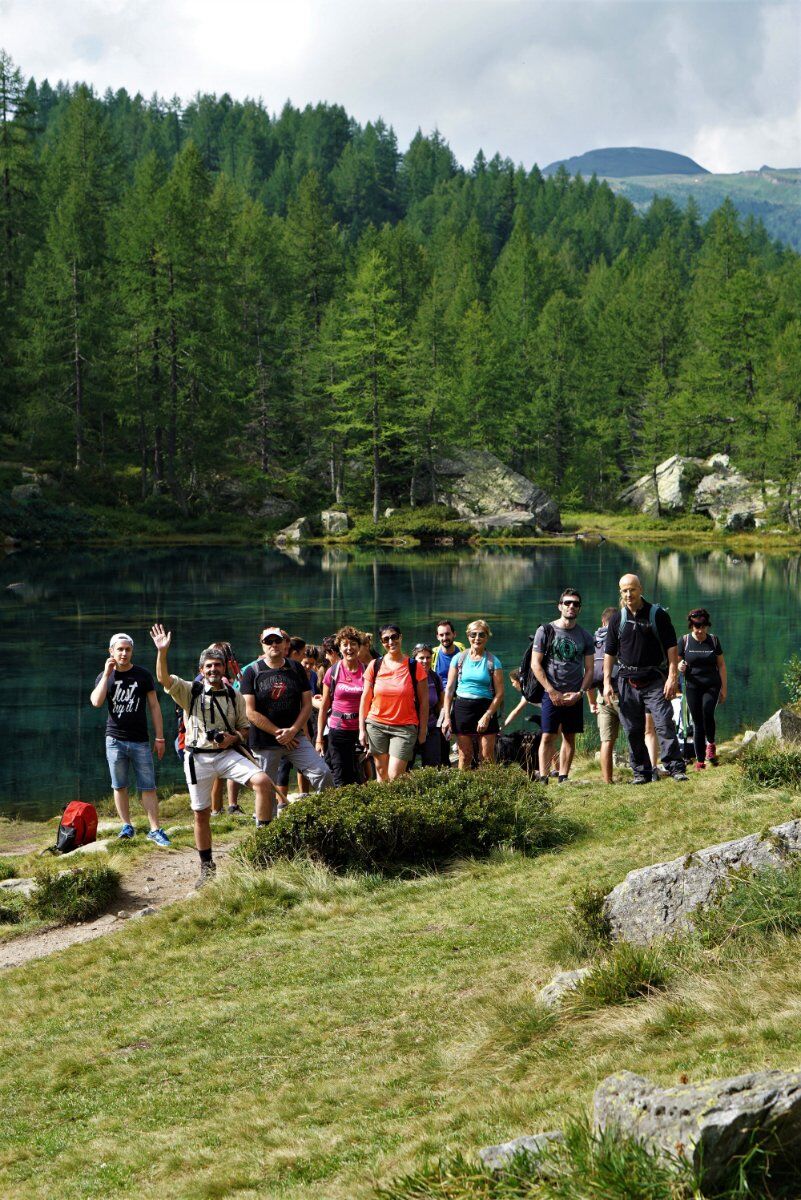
543, 146, 708, 177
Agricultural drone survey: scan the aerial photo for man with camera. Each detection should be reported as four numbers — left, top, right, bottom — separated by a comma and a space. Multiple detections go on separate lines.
150, 624, 273, 885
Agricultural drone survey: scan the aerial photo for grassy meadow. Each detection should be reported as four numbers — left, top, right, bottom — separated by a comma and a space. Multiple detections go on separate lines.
2, 757, 801, 1198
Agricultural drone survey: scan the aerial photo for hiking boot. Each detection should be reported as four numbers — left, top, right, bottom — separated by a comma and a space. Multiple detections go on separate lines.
694, 760, 706, 772
146, 828, 171, 848
558, 774, 569, 784
706, 742, 718, 766
196, 860, 217, 888
210, 808, 224, 818
670, 769, 689, 782
227, 804, 244, 815
118, 823, 135, 839
631, 774, 651, 785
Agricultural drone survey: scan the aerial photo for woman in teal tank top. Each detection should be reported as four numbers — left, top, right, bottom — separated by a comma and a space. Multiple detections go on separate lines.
441, 619, 505, 769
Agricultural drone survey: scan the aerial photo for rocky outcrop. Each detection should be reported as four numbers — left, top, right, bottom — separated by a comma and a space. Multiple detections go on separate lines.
693, 464, 773, 526
479, 1131, 563, 1173
276, 517, 310, 542
321, 510, 348, 535
594, 1069, 801, 1192
434, 448, 561, 532
755, 708, 801, 744
618, 455, 705, 515
538, 967, 592, 1008
618, 453, 778, 528
603, 819, 801, 945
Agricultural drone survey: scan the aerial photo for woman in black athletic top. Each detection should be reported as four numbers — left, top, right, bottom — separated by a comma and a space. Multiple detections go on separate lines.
678, 607, 727, 768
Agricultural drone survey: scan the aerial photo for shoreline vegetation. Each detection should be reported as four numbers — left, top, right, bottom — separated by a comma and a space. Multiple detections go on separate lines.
5, 495, 801, 551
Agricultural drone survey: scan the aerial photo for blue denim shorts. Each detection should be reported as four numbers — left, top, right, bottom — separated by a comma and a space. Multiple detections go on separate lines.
105, 736, 157, 792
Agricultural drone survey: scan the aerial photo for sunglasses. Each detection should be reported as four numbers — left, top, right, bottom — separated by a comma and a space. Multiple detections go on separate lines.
381, 633, 400, 644
262, 636, 282, 645
561, 600, 581, 608
468, 631, 487, 639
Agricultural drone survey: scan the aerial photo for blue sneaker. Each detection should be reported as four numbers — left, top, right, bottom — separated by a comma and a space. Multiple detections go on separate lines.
118, 823, 136, 839
147, 828, 171, 848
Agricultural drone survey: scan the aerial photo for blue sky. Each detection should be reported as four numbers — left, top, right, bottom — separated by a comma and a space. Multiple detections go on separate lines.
2, 0, 799, 172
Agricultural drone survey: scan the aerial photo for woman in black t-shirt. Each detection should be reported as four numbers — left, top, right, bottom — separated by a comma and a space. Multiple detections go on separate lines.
678, 607, 727, 768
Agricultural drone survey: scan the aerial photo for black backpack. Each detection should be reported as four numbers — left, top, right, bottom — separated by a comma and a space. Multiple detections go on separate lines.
518, 623, 555, 702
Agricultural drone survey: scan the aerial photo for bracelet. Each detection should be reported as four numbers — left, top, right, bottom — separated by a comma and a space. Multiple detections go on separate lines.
155, 737, 165, 742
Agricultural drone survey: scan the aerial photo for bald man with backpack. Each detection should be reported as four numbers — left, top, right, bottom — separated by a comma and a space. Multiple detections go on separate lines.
603, 574, 688, 784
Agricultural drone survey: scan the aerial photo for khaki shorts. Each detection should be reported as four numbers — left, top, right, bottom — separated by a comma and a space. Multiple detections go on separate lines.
596, 694, 621, 744
366, 720, 418, 762
184, 748, 261, 810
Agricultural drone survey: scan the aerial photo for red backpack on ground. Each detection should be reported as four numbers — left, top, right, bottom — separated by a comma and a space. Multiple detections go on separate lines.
54, 802, 98, 854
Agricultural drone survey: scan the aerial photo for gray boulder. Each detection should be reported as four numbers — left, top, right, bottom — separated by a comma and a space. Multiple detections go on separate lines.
618, 455, 705, 515
276, 517, 310, 543
756, 709, 801, 745
469, 512, 539, 531
594, 1069, 801, 1191
11, 482, 42, 502
538, 967, 592, 1008
693, 468, 771, 526
604, 818, 801, 944
0, 877, 35, 898
479, 1130, 563, 1173
434, 448, 561, 531
321, 510, 348, 535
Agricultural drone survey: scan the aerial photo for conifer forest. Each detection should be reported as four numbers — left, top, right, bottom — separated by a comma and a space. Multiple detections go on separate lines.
1, 51, 800, 523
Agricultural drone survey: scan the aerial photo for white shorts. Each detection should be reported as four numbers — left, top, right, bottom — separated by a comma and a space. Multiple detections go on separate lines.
184, 749, 261, 811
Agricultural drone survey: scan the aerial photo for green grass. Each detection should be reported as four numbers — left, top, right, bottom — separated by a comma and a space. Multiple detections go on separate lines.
30, 860, 120, 923
740, 739, 801, 790
3, 762, 801, 1198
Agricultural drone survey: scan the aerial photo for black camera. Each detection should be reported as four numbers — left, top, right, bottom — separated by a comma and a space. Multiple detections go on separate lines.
207, 728, 226, 745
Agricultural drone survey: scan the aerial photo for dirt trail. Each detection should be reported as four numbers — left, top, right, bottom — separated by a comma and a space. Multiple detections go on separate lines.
0, 844, 233, 971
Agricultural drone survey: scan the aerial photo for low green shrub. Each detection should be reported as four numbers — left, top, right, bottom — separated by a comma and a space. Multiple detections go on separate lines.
237, 765, 576, 873
571, 882, 612, 945
783, 655, 801, 705
346, 506, 476, 544
574, 942, 671, 1010
694, 863, 801, 947
0, 860, 17, 882
0, 898, 23, 924
31, 861, 120, 924
740, 739, 801, 790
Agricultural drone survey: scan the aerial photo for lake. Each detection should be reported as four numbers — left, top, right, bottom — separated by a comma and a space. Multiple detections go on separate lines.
1, 540, 797, 821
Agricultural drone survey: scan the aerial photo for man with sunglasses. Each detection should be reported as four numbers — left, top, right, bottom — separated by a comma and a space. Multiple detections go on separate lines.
531, 589, 594, 783
240, 626, 333, 798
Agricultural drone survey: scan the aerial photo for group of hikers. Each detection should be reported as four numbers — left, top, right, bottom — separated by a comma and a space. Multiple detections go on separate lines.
90, 572, 727, 886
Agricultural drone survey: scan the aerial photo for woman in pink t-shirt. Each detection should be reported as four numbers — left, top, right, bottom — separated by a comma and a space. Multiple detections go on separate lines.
316, 625, 367, 786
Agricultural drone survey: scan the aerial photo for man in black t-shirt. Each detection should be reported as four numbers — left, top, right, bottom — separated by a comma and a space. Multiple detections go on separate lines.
90, 632, 171, 845
240, 625, 333, 796
603, 574, 687, 783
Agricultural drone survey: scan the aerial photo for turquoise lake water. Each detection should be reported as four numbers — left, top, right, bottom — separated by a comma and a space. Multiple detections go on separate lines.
1, 541, 798, 821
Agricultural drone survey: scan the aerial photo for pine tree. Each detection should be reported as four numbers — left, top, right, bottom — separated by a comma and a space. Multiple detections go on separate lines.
329, 249, 405, 521
0, 51, 39, 417
21, 86, 114, 469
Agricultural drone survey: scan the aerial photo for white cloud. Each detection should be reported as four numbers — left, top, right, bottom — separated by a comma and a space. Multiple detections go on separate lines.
1, 0, 798, 171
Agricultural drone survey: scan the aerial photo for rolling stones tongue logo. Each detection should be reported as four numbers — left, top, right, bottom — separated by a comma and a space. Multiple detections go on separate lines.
270, 681, 287, 701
